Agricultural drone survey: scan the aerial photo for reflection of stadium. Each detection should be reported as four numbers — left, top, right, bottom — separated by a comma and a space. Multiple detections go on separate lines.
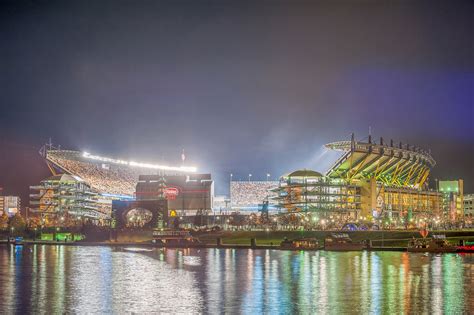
271, 134, 453, 222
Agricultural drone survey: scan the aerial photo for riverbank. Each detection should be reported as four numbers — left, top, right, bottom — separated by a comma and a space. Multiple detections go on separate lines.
2, 229, 474, 251
193, 229, 474, 247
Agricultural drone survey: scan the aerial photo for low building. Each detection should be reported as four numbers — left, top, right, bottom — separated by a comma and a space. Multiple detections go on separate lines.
0, 196, 21, 217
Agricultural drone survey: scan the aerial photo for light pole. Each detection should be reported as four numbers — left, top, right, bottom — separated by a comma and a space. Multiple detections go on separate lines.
266, 173, 270, 181
248, 174, 252, 182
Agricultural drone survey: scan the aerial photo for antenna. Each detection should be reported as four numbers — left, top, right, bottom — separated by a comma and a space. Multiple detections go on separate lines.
181, 149, 186, 166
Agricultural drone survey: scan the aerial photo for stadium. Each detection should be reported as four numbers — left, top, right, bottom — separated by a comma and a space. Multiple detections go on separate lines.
269, 133, 456, 228
31, 133, 462, 226
31, 144, 203, 221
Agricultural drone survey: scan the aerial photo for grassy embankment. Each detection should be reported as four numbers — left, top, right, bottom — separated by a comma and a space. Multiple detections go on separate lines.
194, 230, 474, 247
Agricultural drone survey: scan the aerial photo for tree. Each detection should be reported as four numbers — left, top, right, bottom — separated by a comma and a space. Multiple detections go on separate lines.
9, 212, 26, 232
27, 216, 41, 229
0, 212, 8, 230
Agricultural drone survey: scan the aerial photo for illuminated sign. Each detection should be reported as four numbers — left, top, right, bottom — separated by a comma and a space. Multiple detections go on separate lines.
164, 187, 179, 200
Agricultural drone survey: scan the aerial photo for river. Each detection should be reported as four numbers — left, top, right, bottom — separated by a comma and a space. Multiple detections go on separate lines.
0, 245, 472, 314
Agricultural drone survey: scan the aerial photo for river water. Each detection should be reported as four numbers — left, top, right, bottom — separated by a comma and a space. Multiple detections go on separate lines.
0, 245, 472, 314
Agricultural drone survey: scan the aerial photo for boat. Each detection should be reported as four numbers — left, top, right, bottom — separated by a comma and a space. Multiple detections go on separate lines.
280, 237, 320, 250
457, 240, 474, 253
152, 229, 201, 247
123, 247, 153, 252
324, 233, 366, 251
456, 245, 474, 253
407, 235, 457, 253
13, 237, 24, 245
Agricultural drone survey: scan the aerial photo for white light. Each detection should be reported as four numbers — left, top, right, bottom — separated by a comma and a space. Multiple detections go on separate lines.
82, 152, 197, 172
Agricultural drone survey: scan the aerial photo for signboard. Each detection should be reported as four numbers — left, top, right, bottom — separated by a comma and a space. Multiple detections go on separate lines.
164, 187, 179, 200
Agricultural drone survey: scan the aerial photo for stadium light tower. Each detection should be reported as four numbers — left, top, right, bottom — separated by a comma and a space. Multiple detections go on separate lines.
248, 173, 252, 182
266, 173, 270, 181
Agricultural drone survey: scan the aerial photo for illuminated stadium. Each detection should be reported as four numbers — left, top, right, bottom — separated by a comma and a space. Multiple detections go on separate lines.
272, 133, 449, 223
32, 146, 201, 220
43, 148, 197, 197
325, 134, 435, 188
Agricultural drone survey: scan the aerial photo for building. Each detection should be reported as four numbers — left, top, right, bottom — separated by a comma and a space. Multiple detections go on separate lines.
0, 196, 21, 217
463, 194, 474, 217
136, 174, 214, 217
29, 174, 107, 219
439, 179, 464, 220
271, 170, 360, 220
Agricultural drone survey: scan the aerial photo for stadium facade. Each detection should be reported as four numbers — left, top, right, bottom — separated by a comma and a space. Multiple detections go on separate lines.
29, 174, 106, 220
136, 174, 214, 215
271, 134, 461, 222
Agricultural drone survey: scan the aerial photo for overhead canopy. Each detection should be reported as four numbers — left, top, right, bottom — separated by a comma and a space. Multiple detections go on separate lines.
325, 140, 435, 188
283, 169, 323, 178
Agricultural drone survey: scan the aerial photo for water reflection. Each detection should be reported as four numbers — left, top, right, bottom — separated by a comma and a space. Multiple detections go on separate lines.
0, 245, 472, 313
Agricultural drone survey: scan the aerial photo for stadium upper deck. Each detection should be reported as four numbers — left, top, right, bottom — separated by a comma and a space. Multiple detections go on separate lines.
325, 134, 436, 188
44, 150, 196, 197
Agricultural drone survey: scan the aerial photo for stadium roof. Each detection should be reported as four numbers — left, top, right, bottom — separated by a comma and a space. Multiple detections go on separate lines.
325, 135, 435, 188
283, 169, 323, 178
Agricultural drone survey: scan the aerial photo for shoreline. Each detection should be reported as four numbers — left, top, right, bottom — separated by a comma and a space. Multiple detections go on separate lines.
1, 239, 472, 253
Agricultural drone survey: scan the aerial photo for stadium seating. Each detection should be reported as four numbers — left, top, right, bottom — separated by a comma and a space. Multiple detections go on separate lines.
47, 152, 156, 196
230, 181, 278, 208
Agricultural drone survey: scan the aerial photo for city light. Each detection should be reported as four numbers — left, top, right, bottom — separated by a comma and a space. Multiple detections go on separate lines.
82, 152, 197, 173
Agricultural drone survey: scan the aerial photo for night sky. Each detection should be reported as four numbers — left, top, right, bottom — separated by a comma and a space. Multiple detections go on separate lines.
0, 0, 473, 203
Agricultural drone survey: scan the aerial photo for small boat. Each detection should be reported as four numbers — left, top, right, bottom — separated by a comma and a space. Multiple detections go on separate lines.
324, 233, 366, 251
13, 237, 24, 245
407, 235, 457, 253
123, 247, 153, 252
280, 237, 320, 250
152, 229, 201, 247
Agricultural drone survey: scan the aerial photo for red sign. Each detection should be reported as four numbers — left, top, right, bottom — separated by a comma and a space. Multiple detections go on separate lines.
419, 229, 429, 238
164, 187, 179, 200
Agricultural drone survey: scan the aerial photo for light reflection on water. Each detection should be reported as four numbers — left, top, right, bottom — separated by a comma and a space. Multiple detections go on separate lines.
0, 246, 472, 314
